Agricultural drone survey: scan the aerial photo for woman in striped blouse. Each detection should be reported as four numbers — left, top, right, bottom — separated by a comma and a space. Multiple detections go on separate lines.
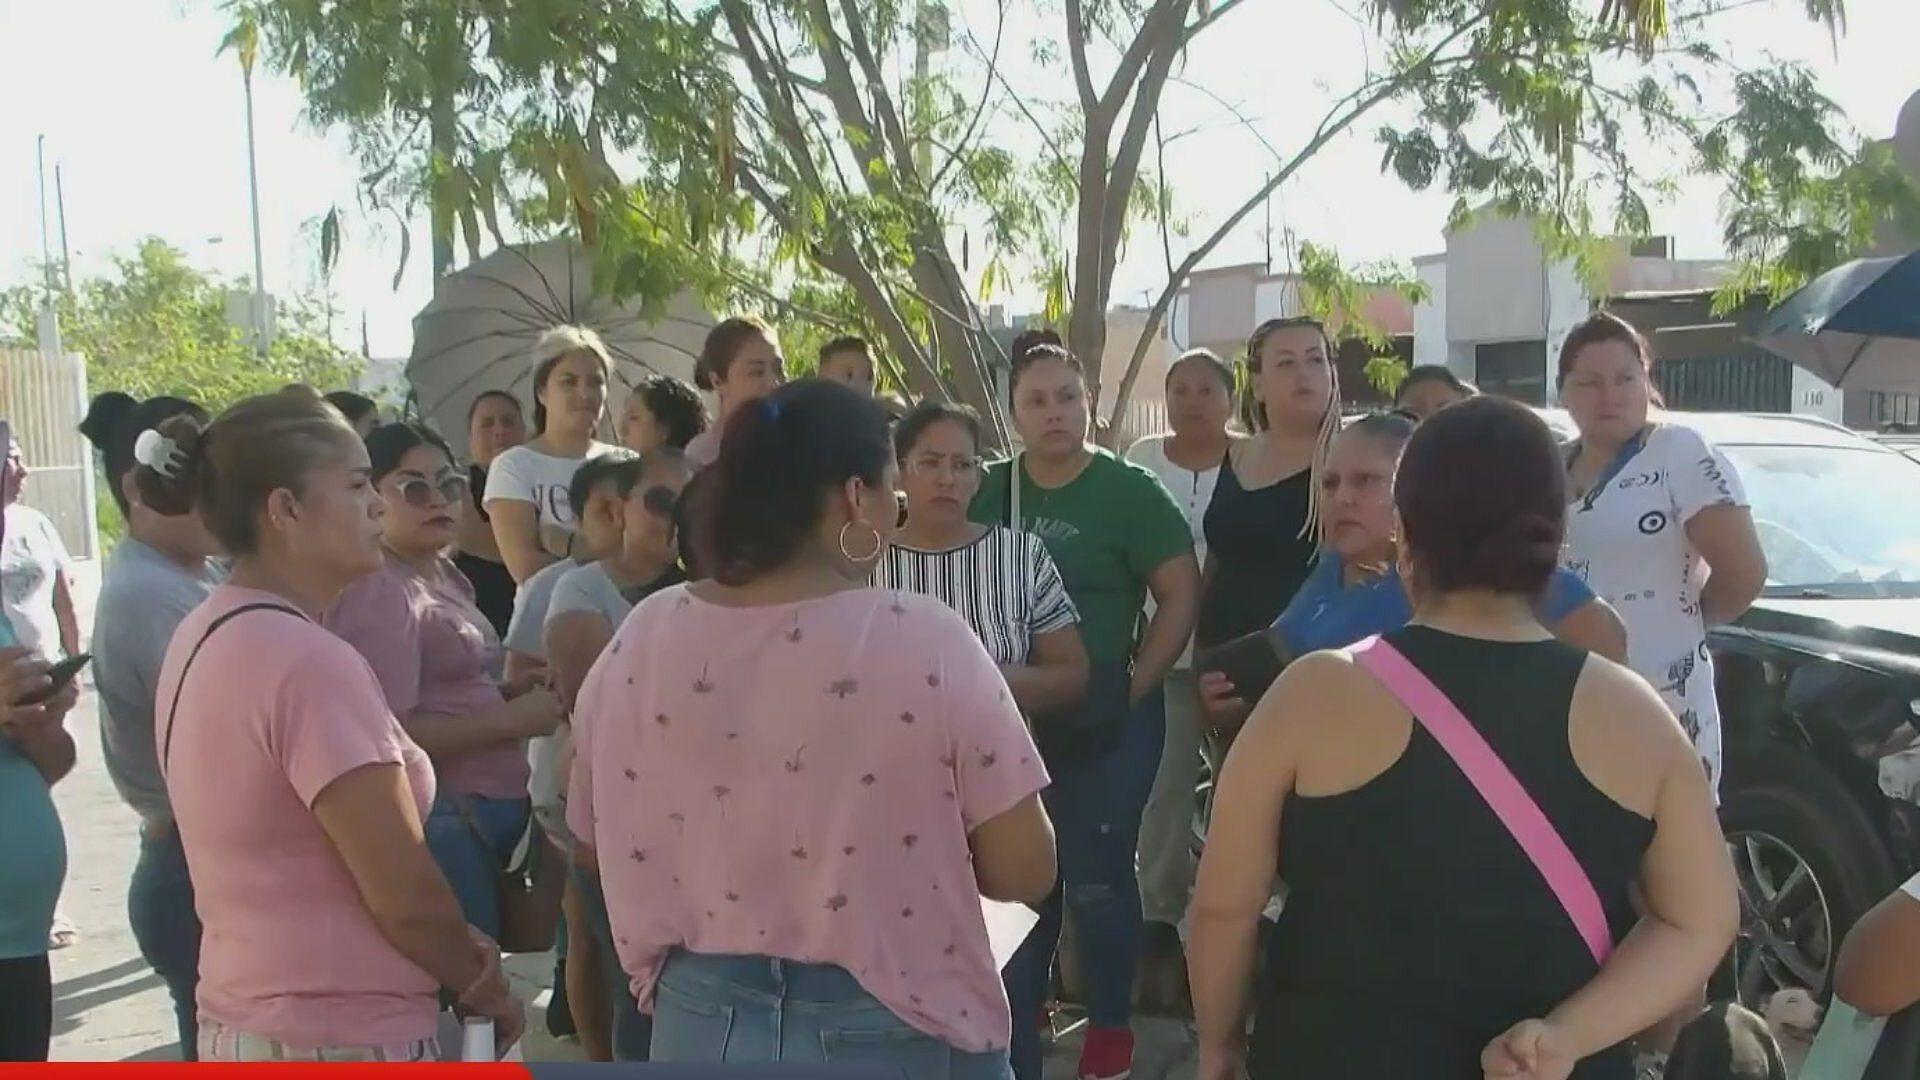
875, 400, 1089, 713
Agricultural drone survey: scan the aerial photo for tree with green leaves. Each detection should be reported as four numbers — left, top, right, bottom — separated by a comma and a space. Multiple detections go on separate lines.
0, 238, 363, 411
234, 0, 1914, 443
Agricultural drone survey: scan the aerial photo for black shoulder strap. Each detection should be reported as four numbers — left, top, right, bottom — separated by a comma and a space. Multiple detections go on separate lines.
159, 602, 308, 776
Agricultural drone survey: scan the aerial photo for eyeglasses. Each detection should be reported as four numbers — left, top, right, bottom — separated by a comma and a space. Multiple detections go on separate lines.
905, 454, 982, 479
393, 473, 470, 508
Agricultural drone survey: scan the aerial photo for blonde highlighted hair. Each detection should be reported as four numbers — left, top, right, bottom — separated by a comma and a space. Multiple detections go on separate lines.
1243, 316, 1342, 540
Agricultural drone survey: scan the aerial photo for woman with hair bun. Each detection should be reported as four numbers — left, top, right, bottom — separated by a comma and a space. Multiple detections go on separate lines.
570, 379, 1054, 1076
1191, 396, 1739, 1080
150, 387, 523, 1060
683, 316, 784, 468
79, 391, 222, 1058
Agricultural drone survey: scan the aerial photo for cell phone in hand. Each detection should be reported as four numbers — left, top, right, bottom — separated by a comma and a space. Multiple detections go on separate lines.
19, 653, 92, 704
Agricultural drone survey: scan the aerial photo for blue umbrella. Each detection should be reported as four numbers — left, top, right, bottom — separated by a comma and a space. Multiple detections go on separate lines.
1754, 251, 1920, 390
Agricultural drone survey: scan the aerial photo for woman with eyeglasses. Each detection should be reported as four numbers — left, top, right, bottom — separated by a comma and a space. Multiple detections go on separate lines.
326, 423, 566, 938
485, 327, 620, 583
876, 401, 1089, 714
1193, 319, 1339, 734
546, 451, 692, 707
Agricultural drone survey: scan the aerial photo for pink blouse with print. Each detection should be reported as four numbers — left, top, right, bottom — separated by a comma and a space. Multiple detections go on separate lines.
567, 585, 1048, 1053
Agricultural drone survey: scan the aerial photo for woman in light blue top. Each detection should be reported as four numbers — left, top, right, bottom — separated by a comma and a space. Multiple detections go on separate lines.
1200, 413, 1626, 723
78, 392, 225, 1059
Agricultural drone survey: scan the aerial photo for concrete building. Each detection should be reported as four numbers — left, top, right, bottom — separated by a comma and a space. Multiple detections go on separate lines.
1409, 213, 1742, 406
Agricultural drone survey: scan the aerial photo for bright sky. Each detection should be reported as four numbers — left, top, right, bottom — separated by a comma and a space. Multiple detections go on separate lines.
1, 0, 1916, 360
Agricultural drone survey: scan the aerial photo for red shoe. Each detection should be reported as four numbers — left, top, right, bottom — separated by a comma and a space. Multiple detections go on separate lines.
1077, 1025, 1134, 1080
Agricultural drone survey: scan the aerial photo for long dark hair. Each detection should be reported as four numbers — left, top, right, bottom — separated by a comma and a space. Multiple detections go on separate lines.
697, 379, 892, 586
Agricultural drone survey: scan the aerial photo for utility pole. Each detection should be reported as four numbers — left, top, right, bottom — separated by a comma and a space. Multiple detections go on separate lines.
243, 61, 269, 355
55, 163, 73, 295
34, 136, 61, 357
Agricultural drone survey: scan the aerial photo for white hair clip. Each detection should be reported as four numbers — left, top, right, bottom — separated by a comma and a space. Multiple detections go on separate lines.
133, 427, 188, 479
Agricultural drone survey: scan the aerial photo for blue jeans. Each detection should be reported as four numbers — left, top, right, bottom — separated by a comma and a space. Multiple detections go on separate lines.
651, 952, 1011, 1080
128, 827, 200, 1060
423, 795, 530, 938
1004, 686, 1166, 1080
571, 862, 652, 1061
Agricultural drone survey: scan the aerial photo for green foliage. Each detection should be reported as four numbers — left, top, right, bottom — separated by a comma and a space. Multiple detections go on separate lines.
1364, 355, 1412, 397
237, 0, 1901, 432
0, 238, 363, 412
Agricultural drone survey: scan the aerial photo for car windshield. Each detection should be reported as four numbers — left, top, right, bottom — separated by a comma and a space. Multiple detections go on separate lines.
1726, 443, 1920, 598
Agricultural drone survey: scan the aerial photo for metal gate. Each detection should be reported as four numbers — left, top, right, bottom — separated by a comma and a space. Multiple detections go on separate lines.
1654, 354, 1793, 414
1, 348, 97, 559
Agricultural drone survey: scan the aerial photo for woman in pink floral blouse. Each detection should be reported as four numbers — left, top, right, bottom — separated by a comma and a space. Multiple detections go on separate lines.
568, 379, 1056, 1077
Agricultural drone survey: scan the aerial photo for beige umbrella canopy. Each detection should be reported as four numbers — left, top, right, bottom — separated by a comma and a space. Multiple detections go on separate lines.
406, 238, 714, 458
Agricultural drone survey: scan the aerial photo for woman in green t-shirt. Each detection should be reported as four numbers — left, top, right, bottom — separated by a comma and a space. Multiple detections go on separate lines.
971, 341, 1201, 1080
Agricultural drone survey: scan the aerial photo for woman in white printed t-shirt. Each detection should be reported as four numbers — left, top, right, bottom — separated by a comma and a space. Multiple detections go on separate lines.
484, 326, 620, 583
1124, 348, 1232, 933
1557, 312, 1768, 794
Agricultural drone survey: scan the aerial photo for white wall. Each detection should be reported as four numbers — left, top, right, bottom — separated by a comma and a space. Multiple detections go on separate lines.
1412, 257, 1448, 369
1542, 260, 1592, 403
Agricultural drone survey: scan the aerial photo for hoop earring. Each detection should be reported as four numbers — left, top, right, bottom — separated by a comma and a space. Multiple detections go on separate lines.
837, 520, 883, 564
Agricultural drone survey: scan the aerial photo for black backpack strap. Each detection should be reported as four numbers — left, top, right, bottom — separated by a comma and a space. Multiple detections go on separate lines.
159, 602, 308, 776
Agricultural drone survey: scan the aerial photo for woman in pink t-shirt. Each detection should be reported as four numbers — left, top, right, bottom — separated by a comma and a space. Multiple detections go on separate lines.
569, 379, 1057, 1077
147, 388, 522, 1060
325, 423, 565, 940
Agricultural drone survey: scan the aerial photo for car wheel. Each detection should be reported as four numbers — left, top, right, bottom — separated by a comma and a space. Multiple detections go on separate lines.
1719, 742, 1896, 1005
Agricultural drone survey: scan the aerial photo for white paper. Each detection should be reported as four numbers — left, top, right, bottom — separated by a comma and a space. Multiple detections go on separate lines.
982, 898, 1040, 971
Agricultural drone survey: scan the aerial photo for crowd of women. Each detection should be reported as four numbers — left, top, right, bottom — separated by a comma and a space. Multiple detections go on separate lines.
6, 307, 1920, 1077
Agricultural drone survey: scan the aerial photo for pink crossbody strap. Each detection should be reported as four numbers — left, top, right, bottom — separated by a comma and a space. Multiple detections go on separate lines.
1349, 635, 1614, 965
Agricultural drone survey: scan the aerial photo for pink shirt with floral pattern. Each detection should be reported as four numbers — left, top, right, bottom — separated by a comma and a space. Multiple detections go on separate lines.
568, 584, 1048, 1052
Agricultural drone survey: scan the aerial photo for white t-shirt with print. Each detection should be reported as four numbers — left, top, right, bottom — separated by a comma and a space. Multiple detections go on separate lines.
1562, 423, 1748, 791
1126, 435, 1221, 670
2, 504, 71, 659
482, 441, 619, 535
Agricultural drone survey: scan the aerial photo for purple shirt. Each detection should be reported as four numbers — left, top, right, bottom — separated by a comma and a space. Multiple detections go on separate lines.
568, 585, 1048, 1052
326, 556, 527, 799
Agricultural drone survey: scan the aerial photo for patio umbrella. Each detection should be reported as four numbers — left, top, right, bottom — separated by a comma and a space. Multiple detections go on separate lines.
1753, 252, 1920, 392
406, 238, 714, 457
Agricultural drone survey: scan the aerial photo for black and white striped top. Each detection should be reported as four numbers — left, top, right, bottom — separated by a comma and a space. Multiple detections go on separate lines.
875, 525, 1080, 666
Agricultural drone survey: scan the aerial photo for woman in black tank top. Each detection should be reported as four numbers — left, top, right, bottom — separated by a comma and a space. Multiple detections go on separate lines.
1189, 398, 1737, 1080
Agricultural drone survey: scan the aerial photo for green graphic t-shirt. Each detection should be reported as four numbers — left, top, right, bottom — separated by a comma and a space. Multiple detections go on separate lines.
971, 448, 1192, 665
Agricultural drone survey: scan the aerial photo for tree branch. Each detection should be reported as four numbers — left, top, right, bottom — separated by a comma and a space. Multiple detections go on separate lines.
1098, 0, 1191, 117
1104, 13, 1489, 426
1180, 0, 1247, 45
930, 0, 1008, 193
1063, 0, 1099, 111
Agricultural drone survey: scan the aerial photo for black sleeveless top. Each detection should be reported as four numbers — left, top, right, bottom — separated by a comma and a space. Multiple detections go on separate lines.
454, 463, 517, 637
1197, 452, 1315, 647
1253, 626, 1655, 1079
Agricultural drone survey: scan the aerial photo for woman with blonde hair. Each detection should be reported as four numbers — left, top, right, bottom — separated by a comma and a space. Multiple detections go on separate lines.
485, 326, 620, 582
1194, 317, 1342, 731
